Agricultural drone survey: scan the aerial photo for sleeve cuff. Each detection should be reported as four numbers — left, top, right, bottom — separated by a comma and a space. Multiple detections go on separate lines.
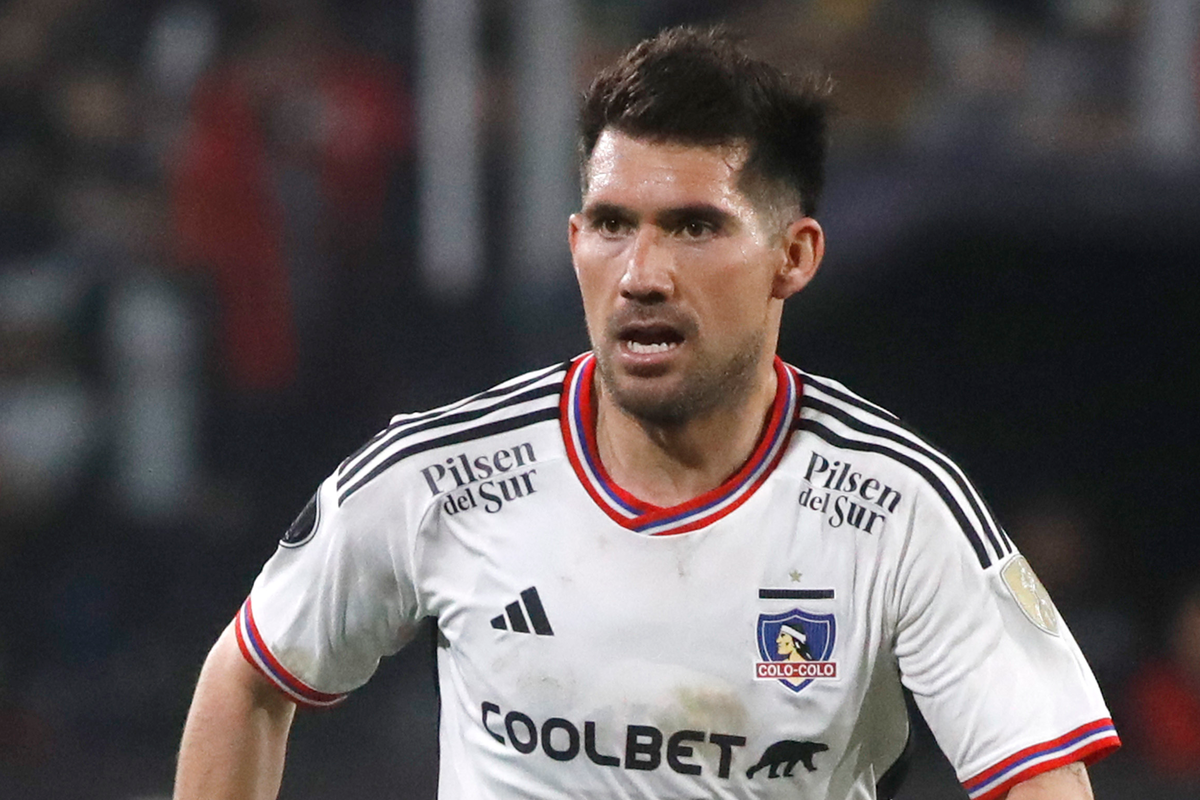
962, 718, 1121, 800
235, 597, 347, 709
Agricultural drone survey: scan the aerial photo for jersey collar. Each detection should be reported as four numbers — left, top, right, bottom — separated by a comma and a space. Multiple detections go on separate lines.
560, 352, 800, 535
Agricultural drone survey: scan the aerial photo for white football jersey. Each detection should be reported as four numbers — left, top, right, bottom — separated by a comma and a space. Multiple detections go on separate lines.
237, 354, 1120, 800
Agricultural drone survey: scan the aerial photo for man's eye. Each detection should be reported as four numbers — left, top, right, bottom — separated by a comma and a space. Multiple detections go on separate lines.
679, 220, 714, 239
596, 217, 628, 235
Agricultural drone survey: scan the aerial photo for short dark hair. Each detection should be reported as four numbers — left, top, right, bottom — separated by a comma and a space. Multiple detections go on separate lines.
579, 26, 831, 217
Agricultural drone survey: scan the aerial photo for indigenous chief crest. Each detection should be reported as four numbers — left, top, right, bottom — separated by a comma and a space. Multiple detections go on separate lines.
1002, 555, 1060, 635
754, 610, 837, 692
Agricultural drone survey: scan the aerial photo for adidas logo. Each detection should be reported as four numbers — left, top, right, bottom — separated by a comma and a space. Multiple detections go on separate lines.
491, 587, 554, 636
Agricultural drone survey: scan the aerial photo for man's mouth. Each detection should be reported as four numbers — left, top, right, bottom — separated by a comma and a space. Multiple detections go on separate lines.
626, 340, 678, 354
619, 324, 685, 355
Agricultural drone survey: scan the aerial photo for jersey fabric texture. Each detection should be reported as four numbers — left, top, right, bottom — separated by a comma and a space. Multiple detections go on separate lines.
237, 354, 1120, 800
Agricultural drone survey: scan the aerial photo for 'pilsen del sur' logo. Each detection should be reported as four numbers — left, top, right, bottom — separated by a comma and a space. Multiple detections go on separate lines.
754, 610, 837, 692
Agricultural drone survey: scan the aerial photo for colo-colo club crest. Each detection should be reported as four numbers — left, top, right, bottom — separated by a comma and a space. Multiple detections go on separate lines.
755, 610, 837, 692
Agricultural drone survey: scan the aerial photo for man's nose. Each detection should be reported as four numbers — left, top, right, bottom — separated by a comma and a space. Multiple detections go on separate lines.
619, 227, 674, 302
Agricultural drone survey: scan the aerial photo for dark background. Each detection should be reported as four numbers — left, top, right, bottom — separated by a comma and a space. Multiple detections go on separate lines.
0, 0, 1197, 798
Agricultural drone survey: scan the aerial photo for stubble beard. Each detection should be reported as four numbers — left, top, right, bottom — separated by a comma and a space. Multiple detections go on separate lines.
592, 328, 767, 428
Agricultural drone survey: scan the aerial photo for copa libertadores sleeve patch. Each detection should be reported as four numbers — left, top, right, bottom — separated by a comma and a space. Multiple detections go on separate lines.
280, 490, 320, 548
1001, 555, 1060, 636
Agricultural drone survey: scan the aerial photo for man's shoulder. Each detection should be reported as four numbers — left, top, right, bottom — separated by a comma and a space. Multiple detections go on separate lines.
333, 360, 572, 506
788, 364, 1014, 570
788, 363, 967, 489
384, 359, 572, 432
789, 365, 910, 453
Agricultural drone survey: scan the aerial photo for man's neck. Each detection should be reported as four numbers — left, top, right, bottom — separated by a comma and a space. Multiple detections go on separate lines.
593, 364, 779, 508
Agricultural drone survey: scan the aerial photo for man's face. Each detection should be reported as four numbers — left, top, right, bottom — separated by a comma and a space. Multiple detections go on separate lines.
569, 131, 816, 426
776, 630, 796, 657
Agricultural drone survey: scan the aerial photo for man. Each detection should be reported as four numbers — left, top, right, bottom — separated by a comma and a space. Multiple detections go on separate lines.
777, 624, 814, 662
174, 27, 1119, 800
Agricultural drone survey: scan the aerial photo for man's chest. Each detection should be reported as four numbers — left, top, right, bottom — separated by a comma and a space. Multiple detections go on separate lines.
413, 460, 907, 793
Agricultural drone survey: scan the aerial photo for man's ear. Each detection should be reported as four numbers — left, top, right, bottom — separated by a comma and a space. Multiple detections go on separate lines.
568, 213, 583, 255
772, 216, 824, 300
568, 213, 583, 276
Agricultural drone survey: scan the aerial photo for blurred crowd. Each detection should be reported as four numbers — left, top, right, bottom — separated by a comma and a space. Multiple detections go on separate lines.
0, 1, 1197, 798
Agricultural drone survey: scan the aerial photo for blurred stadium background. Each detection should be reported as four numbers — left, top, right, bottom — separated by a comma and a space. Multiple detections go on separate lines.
0, 0, 1198, 797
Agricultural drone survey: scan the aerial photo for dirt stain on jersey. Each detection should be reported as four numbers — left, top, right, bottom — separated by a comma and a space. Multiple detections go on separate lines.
665, 685, 748, 738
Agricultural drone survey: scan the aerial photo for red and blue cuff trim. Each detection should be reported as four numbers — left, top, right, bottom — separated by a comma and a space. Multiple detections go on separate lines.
962, 718, 1120, 800
235, 598, 346, 708
560, 353, 799, 536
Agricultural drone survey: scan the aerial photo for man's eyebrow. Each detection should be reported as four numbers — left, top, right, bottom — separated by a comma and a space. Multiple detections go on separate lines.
581, 202, 637, 223
580, 202, 738, 230
656, 204, 737, 230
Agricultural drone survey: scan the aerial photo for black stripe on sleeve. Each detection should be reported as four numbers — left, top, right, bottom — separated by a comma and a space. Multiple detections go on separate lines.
338, 361, 568, 480
337, 382, 561, 490
796, 418, 993, 569
803, 374, 1014, 556
337, 407, 560, 505
801, 396, 1009, 563
802, 373, 901, 421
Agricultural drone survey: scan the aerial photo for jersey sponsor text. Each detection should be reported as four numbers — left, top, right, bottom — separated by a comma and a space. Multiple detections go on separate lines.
421, 441, 537, 494
439, 469, 539, 515
482, 702, 747, 779
420, 441, 541, 515
798, 451, 902, 534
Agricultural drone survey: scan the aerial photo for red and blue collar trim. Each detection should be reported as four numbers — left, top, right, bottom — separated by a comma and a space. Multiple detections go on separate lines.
560, 353, 800, 535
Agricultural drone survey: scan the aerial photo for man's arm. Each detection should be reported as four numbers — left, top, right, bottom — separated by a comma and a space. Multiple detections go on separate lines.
174, 622, 297, 800
1005, 762, 1093, 799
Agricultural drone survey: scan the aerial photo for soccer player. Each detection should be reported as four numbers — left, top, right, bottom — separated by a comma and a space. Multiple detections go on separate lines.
174, 26, 1119, 800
